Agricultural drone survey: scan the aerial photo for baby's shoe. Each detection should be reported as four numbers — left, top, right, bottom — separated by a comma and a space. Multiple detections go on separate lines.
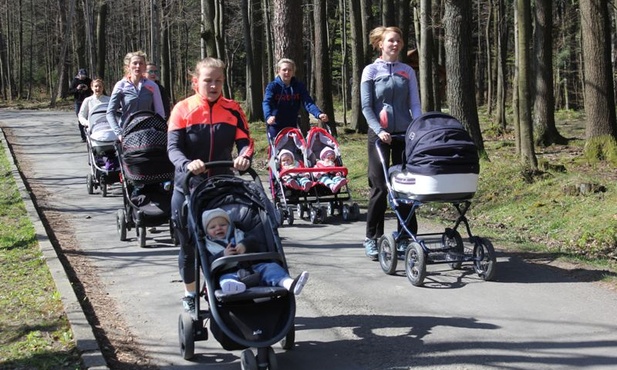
220, 279, 246, 295
331, 178, 348, 193
302, 181, 316, 192
290, 271, 309, 295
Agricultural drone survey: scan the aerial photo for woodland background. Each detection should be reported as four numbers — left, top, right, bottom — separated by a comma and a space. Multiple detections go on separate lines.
0, 0, 616, 170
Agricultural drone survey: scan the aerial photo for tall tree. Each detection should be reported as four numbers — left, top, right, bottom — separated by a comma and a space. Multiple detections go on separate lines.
533, 0, 567, 146
350, 0, 367, 133
242, 0, 263, 121
494, 0, 507, 133
579, 0, 617, 161
419, 0, 435, 112
313, 0, 335, 134
443, 0, 486, 157
515, 0, 537, 168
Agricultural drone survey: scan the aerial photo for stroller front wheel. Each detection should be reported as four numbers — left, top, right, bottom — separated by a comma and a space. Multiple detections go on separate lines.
378, 234, 398, 275
116, 209, 127, 241
405, 242, 426, 287
240, 349, 257, 370
178, 312, 195, 360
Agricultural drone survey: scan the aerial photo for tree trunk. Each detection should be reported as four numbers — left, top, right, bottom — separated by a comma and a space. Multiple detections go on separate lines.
516, 0, 537, 168
419, 0, 434, 112
243, 0, 264, 121
350, 0, 367, 133
51, 0, 75, 106
533, 0, 567, 147
579, 0, 617, 159
443, 0, 486, 157
313, 0, 336, 135
495, 0, 507, 133
202, 0, 217, 58
96, 1, 106, 80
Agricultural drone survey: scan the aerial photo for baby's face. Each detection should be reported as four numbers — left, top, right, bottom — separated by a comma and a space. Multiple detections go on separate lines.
280, 154, 293, 166
324, 153, 335, 161
207, 217, 229, 239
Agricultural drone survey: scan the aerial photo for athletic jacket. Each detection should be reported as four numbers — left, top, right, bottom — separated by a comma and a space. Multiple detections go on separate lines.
167, 93, 255, 190
106, 77, 165, 135
361, 58, 422, 135
262, 76, 322, 136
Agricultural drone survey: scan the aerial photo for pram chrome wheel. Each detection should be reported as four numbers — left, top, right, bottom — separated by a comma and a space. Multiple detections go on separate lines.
473, 237, 496, 280
101, 181, 108, 197
443, 228, 464, 269
86, 174, 94, 195
116, 209, 127, 241
309, 206, 327, 224
178, 312, 195, 360
378, 235, 397, 275
405, 242, 426, 287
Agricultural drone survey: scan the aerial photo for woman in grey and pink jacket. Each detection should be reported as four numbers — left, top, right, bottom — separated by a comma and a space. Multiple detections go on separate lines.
360, 26, 422, 260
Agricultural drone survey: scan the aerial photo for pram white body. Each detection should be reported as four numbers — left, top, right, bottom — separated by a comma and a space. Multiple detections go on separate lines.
389, 166, 478, 201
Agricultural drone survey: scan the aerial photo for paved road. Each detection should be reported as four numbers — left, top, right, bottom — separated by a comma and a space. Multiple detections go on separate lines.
2, 109, 617, 370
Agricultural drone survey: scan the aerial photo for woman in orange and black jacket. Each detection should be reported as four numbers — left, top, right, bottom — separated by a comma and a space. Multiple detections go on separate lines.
167, 57, 254, 313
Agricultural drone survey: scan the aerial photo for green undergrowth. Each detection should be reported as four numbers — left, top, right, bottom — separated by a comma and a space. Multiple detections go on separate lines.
0, 141, 82, 369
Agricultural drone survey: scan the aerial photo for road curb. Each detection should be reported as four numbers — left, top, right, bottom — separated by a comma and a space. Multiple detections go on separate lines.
1, 129, 109, 370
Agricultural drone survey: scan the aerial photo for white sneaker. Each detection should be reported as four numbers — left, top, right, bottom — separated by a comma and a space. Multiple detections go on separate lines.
220, 279, 246, 294
290, 271, 309, 295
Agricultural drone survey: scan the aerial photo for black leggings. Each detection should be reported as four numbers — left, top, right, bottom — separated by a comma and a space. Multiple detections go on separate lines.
365, 131, 417, 240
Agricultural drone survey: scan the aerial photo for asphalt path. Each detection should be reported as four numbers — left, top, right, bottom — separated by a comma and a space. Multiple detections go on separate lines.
2, 109, 617, 370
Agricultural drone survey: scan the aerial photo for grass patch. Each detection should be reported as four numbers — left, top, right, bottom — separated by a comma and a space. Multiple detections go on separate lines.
0, 140, 82, 369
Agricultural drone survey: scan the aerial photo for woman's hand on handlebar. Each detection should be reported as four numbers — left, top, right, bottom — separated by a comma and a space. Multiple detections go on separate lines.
234, 156, 250, 172
378, 131, 392, 144
186, 159, 206, 174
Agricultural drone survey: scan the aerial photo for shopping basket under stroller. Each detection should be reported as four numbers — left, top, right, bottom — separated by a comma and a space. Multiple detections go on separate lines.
178, 164, 297, 369
115, 111, 175, 248
376, 112, 496, 287
85, 102, 120, 197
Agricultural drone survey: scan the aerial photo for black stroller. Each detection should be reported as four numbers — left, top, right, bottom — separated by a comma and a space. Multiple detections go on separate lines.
376, 112, 496, 286
85, 103, 120, 196
178, 163, 296, 370
115, 111, 175, 248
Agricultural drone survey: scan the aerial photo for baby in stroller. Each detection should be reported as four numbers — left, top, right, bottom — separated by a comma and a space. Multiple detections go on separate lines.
202, 208, 309, 295
278, 149, 316, 192
314, 146, 349, 193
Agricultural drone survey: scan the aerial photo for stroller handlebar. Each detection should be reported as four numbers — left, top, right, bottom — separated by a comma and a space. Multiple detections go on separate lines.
182, 161, 259, 194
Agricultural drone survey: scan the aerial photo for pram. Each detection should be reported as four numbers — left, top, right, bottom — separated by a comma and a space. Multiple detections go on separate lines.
85, 103, 120, 197
115, 111, 175, 248
376, 112, 496, 287
268, 126, 359, 225
178, 164, 296, 369
304, 126, 359, 222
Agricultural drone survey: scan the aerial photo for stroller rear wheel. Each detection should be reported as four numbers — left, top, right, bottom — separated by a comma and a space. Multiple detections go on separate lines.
178, 312, 195, 360
473, 237, 496, 280
378, 234, 397, 275
405, 242, 426, 287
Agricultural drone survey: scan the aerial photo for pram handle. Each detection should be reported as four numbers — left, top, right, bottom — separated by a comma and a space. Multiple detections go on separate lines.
181, 161, 259, 194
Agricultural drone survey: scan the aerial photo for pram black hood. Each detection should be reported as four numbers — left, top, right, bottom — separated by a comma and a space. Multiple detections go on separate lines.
403, 112, 480, 175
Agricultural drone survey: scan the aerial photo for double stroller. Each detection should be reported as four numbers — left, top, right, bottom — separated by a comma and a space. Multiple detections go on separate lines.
178, 164, 297, 369
268, 126, 360, 225
115, 111, 175, 248
376, 112, 496, 286
85, 103, 120, 197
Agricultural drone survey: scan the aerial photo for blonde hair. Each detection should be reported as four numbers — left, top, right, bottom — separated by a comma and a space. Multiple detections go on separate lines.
369, 26, 404, 51
276, 58, 296, 72
123, 50, 147, 66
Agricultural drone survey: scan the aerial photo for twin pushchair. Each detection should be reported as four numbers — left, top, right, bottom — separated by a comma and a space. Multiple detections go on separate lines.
376, 112, 496, 286
178, 164, 297, 369
268, 125, 360, 225
84, 103, 120, 197
115, 111, 175, 248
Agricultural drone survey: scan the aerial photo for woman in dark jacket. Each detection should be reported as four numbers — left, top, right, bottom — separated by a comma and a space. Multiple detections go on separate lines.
262, 58, 328, 139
